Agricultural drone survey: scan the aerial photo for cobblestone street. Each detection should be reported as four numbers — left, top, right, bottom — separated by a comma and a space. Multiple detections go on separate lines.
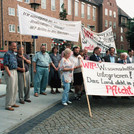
8, 95, 134, 134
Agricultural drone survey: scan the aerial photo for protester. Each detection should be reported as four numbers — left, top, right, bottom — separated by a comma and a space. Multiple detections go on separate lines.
106, 49, 110, 56
16, 45, 31, 104
103, 47, 118, 63
90, 47, 102, 62
70, 46, 83, 100
128, 49, 134, 63
3, 42, 19, 111
79, 49, 84, 59
49, 46, 61, 94
118, 52, 131, 64
60, 48, 74, 105
83, 48, 89, 60
33, 45, 57, 97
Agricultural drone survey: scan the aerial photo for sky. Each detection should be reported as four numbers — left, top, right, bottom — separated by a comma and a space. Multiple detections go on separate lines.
116, 0, 134, 18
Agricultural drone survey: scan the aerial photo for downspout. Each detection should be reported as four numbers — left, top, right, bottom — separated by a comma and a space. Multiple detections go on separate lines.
1, 0, 4, 49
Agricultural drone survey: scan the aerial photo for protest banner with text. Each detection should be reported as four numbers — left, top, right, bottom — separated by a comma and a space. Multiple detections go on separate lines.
82, 60, 134, 96
18, 5, 81, 42
81, 27, 116, 53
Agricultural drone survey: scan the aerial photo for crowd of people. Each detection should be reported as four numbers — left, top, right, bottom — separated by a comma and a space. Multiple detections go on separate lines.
3, 41, 134, 111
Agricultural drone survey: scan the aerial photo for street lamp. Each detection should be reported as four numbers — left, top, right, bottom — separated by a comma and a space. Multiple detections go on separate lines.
29, 0, 40, 54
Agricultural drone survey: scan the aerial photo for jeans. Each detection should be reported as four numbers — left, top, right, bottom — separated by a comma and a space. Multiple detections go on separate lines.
34, 66, 49, 93
62, 76, 70, 103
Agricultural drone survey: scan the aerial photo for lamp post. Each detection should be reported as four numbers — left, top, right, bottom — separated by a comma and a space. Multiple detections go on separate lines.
29, 0, 40, 54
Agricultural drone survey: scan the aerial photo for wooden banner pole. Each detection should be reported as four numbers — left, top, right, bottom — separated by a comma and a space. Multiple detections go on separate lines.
20, 34, 26, 88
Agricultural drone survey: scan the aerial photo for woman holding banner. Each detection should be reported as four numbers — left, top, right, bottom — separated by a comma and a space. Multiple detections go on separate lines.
60, 48, 74, 106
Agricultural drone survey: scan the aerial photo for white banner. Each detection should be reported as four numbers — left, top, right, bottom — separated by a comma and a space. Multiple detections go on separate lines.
81, 27, 116, 53
18, 5, 81, 42
82, 60, 134, 96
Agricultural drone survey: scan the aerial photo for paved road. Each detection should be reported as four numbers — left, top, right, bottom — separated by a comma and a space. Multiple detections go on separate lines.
8, 95, 134, 134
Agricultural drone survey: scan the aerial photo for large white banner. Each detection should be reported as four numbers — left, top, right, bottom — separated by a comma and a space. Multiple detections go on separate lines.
81, 27, 116, 53
82, 60, 134, 96
18, 5, 81, 42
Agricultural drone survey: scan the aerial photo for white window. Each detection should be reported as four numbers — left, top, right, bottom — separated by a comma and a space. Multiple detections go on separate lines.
105, 20, 108, 27
17, 26, 20, 33
42, 43, 47, 51
17, 0, 23, 2
105, 8, 108, 16
81, 2, 85, 18
60, 0, 64, 12
121, 27, 123, 33
75, 0, 79, 16
93, 6, 96, 21
41, 0, 46, 9
87, 4, 90, 20
113, 11, 116, 18
109, 10, 112, 16
24, 0, 30, 3
51, 0, 56, 11
9, 24, 15, 33
8, 8, 15, 16
109, 21, 112, 27
113, 33, 116, 39
121, 36, 123, 42
113, 22, 116, 29
68, 0, 72, 15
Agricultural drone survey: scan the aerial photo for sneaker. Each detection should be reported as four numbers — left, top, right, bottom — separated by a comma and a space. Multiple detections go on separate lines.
67, 101, 72, 104
62, 103, 68, 106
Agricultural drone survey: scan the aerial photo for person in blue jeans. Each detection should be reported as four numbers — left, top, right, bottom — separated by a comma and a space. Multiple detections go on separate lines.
60, 48, 74, 106
33, 45, 57, 97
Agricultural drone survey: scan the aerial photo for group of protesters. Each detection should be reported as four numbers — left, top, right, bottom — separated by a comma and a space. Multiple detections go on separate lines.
3, 41, 134, 111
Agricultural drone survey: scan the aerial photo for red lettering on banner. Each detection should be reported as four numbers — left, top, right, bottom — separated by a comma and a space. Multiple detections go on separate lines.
84, 45, 94, 51
81, 61, 97, 69
106, 85, 134, 96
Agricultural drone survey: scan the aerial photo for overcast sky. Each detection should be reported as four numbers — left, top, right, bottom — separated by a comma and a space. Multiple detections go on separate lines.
116, 0, 134, 18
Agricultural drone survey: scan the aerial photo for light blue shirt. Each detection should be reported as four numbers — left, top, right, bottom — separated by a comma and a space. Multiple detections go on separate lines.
33, 52, 52, 67
110, 55, 115, 63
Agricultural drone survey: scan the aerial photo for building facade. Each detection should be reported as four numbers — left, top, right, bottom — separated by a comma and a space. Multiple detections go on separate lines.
0, 0, 131, 53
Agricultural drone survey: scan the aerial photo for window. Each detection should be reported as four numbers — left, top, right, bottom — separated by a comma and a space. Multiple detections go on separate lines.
75, 0, 79, 16
109, 21, 112, 27
17, 26, 20, 33
24, 0, 30, 3
9, 24, 15, 32
87, 25, 90, 29
60, 0, 64, 12
93, 6, 96, 21
17, 0, 23, 2
113, 33, 116, 39
87, 4, 90, 20
113, 22, 116, 29
121, 36, 123, 42
42, 43, 47, 51
51, 0, 55, 11
109, 10, 112, 17
113, 11, 116, 18
41, 0, 46, 9
105, 20, 108, 27
8, 8, 15, 16
81, 2, 85, 18
121, 27, 123, 33
105, 8, 108, 16
68, 0, 72, 15
92, 26, 95, 31
121, 44, 124, 49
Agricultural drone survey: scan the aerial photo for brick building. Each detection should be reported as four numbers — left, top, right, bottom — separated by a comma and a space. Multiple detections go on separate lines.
0, 0, 131, 53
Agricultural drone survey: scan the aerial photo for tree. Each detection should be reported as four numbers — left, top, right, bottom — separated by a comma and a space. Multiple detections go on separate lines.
59, 3, 68, 20
126, 19, 134, 49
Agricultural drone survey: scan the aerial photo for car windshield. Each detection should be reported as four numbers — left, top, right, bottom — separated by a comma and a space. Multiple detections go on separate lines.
0, 52, 6, 58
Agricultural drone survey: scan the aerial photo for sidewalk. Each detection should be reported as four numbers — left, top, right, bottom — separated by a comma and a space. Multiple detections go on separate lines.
0, 84, 64, 134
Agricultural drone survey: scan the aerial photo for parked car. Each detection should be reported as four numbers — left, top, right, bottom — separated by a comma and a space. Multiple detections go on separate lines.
0, 50, 7, 70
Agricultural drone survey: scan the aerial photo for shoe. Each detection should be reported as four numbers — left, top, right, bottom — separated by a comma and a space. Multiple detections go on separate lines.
19, 100, 25, 104
34, 93, 38, 97
56, 90, 61, 93
6, 107, 14, 111
62, 103, 68, 106
40, 92, 47, 95
69, 89, 73, 93
25, 99, 31, 103
51, 91, 56, 94
67, 101, 72, 104
12, 104, 19, 108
